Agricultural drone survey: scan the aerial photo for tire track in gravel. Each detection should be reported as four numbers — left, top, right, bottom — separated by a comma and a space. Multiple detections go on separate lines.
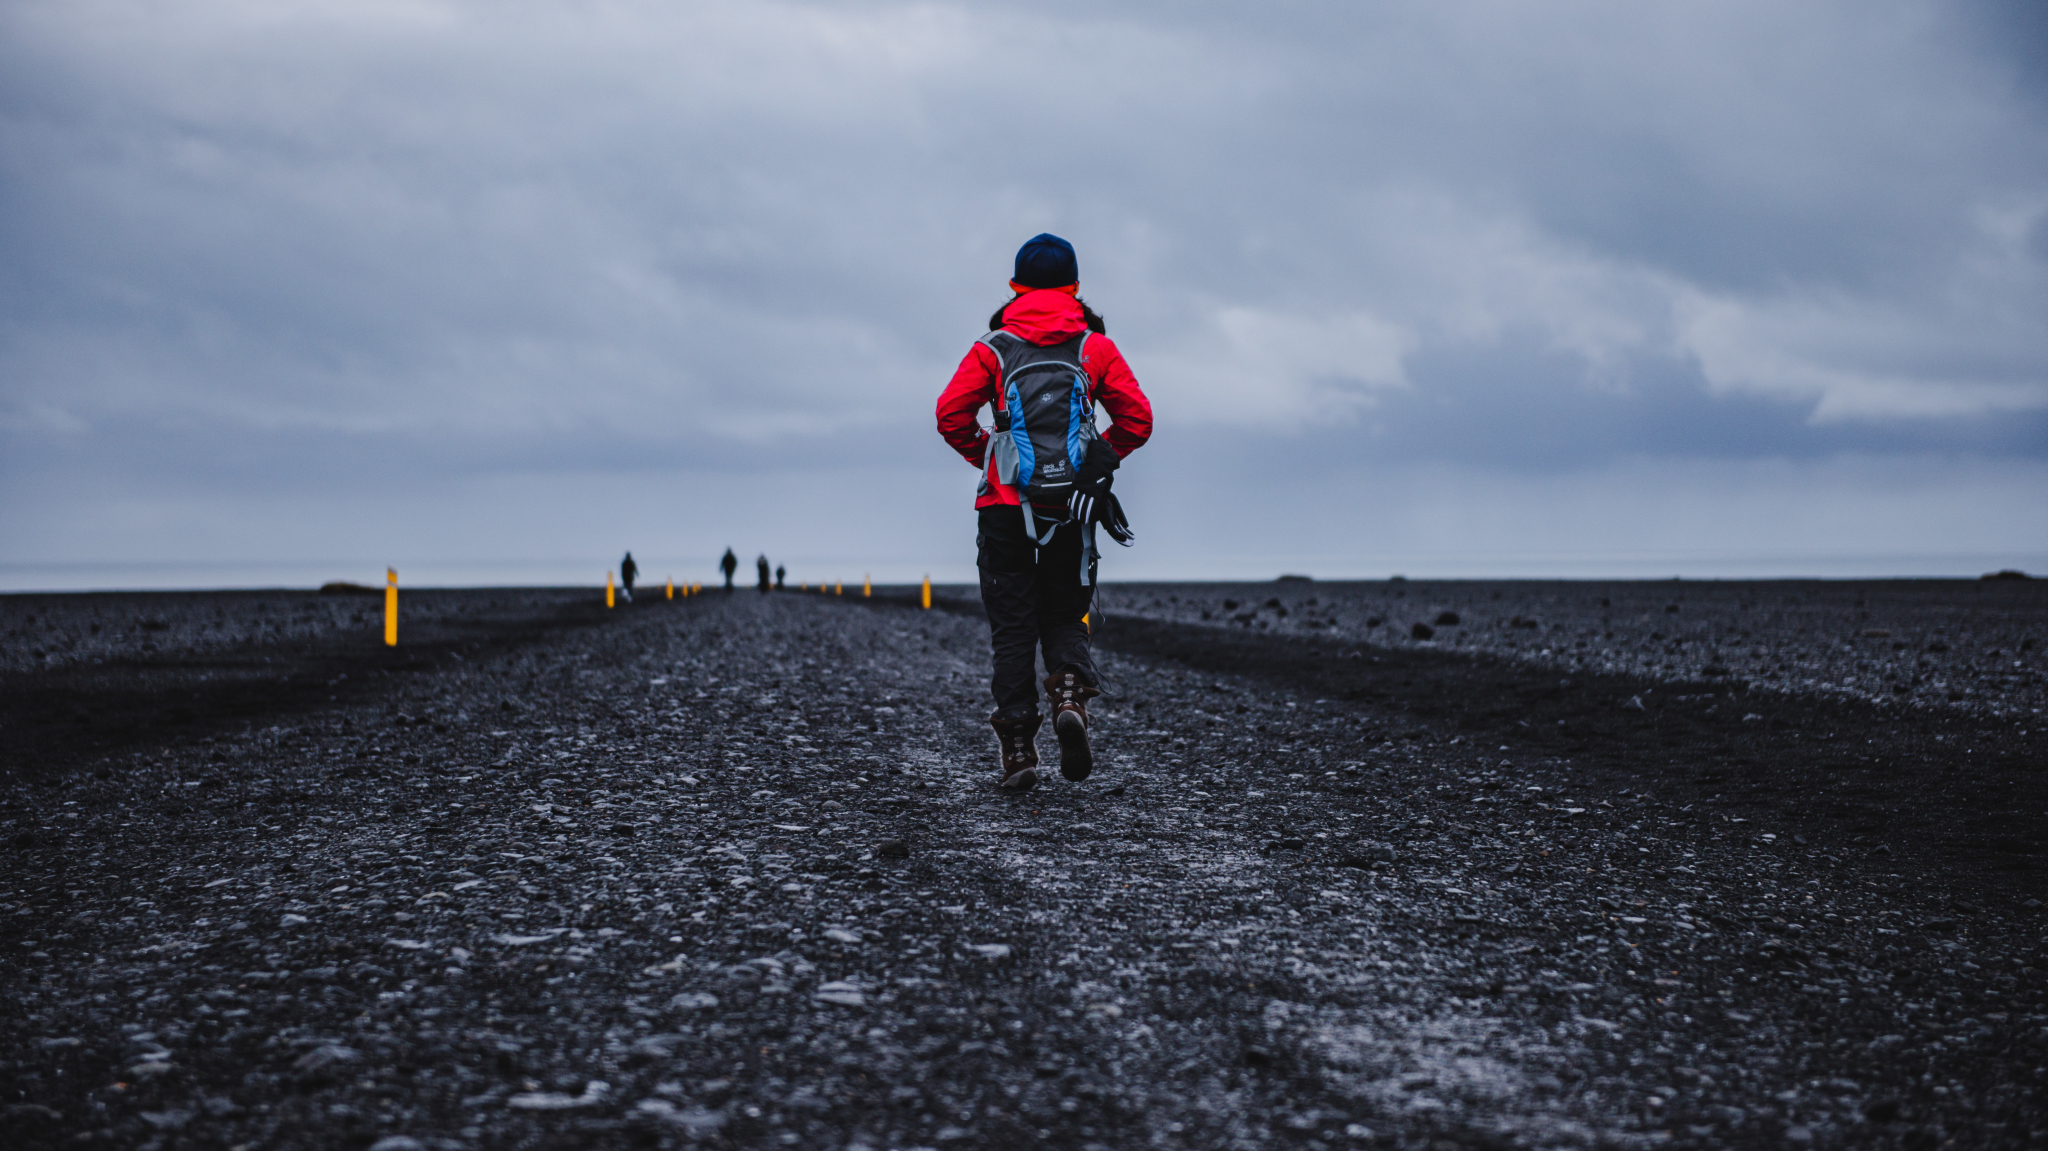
5, 589, 2043, 1150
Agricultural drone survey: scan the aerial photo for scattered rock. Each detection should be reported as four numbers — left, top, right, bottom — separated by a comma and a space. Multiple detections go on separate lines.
493, 929, 569, 946
1434, 611, 1460, 626
636, 1101, 727, 1137
814, 981, 866, 1007
292, 1045, 360, 1075
1410, 622, 1435, 640
877, 838, 909, 858
508, 1081, 609, 1110
626, 1034, 689, 1062
1337, 843, 1396, 867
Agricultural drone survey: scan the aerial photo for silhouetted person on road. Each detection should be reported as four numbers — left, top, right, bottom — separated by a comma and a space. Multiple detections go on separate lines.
720, 548, 738, 591
935, 233, 1151, 793
620, 552, 637, 603
756, 555, 771, 593
775, 565, 786, 590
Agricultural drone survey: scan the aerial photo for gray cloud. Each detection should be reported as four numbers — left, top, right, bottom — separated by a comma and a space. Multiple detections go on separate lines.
2, 0, 2043, 583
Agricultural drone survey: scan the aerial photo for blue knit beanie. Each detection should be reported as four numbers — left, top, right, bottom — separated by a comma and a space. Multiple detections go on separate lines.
1013, 233, 1078, 289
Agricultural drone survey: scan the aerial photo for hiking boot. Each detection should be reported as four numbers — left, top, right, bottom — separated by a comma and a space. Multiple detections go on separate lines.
989, 711, 1041, 792
1044, 671, 1101, 781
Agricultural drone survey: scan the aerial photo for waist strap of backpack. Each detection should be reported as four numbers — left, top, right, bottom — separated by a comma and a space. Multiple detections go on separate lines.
1019, 500, 1061, 549
1017, 503, 1097, 587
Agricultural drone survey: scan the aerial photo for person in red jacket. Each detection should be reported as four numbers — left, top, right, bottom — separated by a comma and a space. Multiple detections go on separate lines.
935, 234, 1153, 791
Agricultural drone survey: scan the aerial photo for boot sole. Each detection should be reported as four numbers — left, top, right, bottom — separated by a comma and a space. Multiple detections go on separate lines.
1055, 710, 1092, 781
999, 767, 1039, 792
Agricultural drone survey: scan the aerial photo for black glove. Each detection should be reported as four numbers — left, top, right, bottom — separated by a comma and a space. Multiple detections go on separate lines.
1067, 439, 1118, 525
1067, 439, 1134, 545
1099, 490, 1134, 546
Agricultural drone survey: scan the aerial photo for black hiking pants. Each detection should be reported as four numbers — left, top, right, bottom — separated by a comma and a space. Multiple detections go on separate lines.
977, 505, 1097, 716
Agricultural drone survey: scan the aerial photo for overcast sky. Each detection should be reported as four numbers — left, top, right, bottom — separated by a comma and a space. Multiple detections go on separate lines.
4, 0, 2045, 589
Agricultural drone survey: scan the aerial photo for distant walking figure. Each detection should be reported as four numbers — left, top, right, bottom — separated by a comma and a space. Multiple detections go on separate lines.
756, 555, 772, 594
775, 565, 786, 590
720, 548, 739, 591
935, 233, 1151, 792
620, 552, 637, 603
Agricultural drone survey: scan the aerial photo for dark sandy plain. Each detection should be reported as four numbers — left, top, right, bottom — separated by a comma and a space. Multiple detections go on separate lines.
2, 578, 2044, 1151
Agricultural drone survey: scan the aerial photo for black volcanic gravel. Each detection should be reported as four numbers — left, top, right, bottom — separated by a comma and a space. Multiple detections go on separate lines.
1101, 578, 2047, 718
3, 584, 2045, 1150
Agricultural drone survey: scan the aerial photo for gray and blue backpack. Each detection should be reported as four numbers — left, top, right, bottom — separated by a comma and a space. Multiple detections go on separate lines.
980, 330, 1098, 539
979, 327, 1134, 584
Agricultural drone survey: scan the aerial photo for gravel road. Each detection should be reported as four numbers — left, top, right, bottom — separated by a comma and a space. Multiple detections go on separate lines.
4, 584, 2044, 1150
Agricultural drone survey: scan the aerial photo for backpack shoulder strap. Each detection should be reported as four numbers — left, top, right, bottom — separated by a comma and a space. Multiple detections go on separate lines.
978, 331, 1018, 425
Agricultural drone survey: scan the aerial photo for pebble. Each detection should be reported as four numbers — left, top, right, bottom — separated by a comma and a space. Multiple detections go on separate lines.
637, 1102, 727, 1136
877, 839, 909, 858
507, 1081, 609, 1110
1337, 843, 1396, 866
291, 1045, 359, 1074
367, 1138, 427, 1151
814, 981, 866, 1007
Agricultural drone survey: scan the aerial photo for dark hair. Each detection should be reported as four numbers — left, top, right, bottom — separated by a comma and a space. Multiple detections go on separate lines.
990, 295, 1106, 335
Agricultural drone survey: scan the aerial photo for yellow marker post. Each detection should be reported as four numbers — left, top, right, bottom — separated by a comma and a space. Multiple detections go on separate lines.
835, 581, 842, 595
666, 576, 674, 600
606, 571, 615, 608
922, 575, 932, 610
863, 574, 871, 598
383, 568, 398, 646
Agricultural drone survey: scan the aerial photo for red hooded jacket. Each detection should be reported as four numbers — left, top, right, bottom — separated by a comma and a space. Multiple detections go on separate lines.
935, 289, 1153, 509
